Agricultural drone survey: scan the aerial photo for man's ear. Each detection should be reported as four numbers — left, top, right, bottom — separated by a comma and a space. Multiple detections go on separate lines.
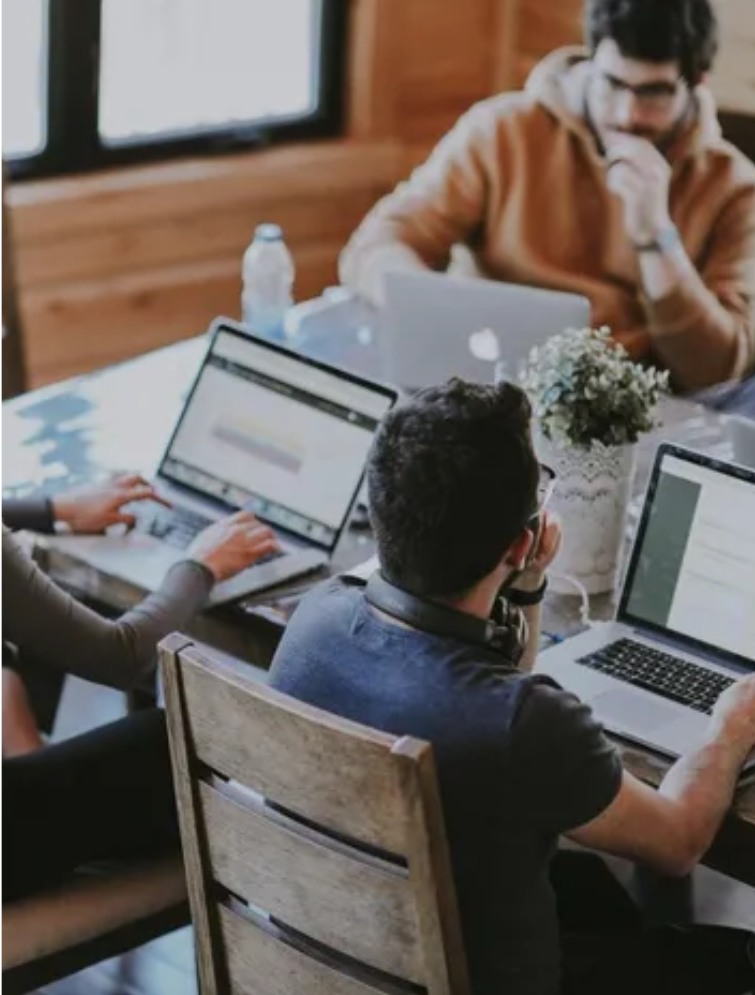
504, 529, 534, 573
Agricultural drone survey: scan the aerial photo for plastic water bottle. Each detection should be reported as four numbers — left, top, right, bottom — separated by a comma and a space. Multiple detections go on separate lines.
241, 223, 295, 341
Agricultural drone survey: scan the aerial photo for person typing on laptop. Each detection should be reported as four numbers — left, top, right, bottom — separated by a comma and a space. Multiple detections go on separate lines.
340, 0, 755, 407
2, 476, 278, 898
269, 379, 754, 995
46, 321, 397, 606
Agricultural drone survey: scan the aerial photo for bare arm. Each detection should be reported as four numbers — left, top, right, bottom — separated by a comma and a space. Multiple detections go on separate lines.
569, 675, 755, 876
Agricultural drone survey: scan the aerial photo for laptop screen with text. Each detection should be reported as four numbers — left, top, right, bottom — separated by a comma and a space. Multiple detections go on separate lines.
621, 451, 755, 667
160, 329, 395, 550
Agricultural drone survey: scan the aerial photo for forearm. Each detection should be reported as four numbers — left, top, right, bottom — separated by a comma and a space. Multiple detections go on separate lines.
340, 239, 432, 307
3, 532, 213, 690
657, 734, 750, 868
569, 739, 746, 877
518, 603, 542, 673
640, 247, 751, 389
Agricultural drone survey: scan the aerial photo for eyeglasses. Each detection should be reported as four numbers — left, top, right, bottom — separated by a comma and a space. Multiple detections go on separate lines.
594, 69, 684, 112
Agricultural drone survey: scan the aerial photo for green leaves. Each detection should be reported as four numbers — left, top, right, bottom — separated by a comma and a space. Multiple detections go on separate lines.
521, 327, 669, 449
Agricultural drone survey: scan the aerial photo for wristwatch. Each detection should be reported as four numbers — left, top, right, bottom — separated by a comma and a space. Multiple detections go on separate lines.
505, 577, 548, 607
633, 225, 681, 255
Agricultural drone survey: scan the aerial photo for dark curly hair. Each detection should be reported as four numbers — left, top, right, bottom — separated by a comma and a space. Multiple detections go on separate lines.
585, 0, 719, 86
367, 379, 539, 598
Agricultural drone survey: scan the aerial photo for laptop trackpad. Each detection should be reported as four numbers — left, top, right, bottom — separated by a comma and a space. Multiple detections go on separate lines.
591, 688, 681, 736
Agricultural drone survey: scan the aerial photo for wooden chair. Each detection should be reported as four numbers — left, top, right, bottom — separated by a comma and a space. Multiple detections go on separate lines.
2, 162, 29, 400
2, 856, 189, 994
160, 634, 471, 995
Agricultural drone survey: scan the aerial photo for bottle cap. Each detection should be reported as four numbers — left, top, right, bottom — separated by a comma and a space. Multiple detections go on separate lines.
255, 223, 283, 242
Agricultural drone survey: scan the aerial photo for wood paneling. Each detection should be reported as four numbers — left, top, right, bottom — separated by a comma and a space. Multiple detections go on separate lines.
22, 242, 347, 385
512, 0, 580, 85
12, 141, 400, 385
711, 0, 755, 115
8, 0, 753, 386
395, 0, 500, 143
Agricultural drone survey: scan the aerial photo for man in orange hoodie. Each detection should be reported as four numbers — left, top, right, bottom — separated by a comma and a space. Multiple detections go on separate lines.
340, 0, 755, 406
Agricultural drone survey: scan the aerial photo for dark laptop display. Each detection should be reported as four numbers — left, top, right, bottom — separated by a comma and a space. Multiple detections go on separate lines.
159, 326, 396, 552
619, 445, 755, 671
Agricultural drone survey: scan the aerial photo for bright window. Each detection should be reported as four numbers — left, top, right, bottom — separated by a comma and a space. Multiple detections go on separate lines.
99, 0, 320, 145
2, 0, 47, 158
3, 0, 346, 179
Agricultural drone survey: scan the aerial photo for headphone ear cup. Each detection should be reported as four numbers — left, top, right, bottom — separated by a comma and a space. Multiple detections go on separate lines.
510, 605, 529, 665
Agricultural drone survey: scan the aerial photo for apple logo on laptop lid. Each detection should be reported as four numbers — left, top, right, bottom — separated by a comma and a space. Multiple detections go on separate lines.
468, 327, 501, 364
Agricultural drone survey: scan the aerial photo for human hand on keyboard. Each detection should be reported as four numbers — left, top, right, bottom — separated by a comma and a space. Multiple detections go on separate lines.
187, 511, 280, 582
709, 674, 755, 760
51, 474, 171, 534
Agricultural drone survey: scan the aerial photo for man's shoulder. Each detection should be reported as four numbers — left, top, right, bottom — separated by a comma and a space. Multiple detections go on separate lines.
721, 143, 755, 194
289, 575, 359, 625
700, 138, 755, 189
455, 90, 555, 143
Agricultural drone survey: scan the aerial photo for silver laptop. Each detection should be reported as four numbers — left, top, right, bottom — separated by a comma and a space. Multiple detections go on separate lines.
726, 414, 755, 469
49, 320, 397, 605
537, 443, 755, 775
381, 271, 591, 389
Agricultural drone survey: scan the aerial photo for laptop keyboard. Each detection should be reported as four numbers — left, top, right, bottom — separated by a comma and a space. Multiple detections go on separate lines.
143, 506, 213, 549
577, 638, 734, 715
141, 505, 285, 569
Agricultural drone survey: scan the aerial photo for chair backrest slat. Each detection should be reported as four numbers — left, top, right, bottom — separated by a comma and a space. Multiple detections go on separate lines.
217, 901, 408, 995
199, 779, 423, 983
160, 634, 470, 995
176, 642, 410, 854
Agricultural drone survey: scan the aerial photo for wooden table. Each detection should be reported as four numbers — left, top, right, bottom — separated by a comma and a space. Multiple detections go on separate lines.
3, 333, 753, 887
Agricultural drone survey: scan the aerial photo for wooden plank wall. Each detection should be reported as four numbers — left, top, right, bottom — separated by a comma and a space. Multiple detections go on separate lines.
8, 0, 754, 386
712, 0, 755, 114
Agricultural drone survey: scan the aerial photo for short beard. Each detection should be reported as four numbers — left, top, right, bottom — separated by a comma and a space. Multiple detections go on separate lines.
584, 85, 695, 156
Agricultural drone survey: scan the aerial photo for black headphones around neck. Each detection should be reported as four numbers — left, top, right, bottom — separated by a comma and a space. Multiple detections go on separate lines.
361, 571, 528, 668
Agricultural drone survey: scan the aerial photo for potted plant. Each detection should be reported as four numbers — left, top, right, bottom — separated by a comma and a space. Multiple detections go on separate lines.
520, 327, 668, 594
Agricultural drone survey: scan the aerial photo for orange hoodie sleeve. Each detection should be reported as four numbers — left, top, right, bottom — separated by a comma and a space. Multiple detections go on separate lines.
339, 106, 494, 305
644, 183, 755, 390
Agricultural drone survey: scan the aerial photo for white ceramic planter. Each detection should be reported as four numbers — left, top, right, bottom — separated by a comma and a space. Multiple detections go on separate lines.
536, 434, 637, 595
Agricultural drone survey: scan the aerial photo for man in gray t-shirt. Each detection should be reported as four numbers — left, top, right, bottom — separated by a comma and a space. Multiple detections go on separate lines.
271, 379, 755, 995
272, 576, 621, 994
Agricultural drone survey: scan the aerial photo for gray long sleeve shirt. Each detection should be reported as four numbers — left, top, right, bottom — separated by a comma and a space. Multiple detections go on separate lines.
2, 497, 214, 690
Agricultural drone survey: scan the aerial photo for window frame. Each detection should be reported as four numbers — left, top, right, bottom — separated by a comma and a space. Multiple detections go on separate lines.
7, 0, 349, 181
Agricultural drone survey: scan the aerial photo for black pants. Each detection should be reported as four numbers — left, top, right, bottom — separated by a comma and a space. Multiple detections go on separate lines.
555, 851, 754, 995
3, 709, 180, 902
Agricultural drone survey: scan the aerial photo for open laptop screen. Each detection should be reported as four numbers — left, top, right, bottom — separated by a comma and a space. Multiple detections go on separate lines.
160, 327, 395, 550
619, 447, 755, 669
